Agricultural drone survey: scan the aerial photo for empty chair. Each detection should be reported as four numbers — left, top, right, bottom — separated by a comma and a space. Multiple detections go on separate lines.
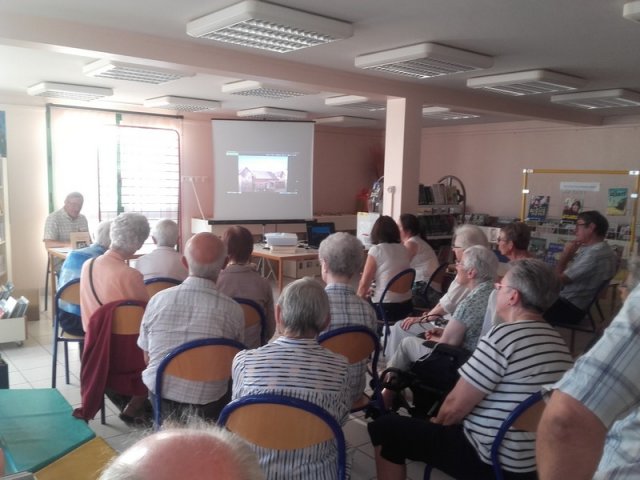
144, 277, 181, 297
218, 393, 347, 480
153, 337, 246, 430
51, 278, 83, 388
233, 297, 267, 348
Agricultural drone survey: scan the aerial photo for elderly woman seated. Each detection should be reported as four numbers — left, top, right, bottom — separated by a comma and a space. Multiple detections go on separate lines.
381, 245, 497, 408
384, 224, 489, 358
231, 277, 351, 479
217, 225, 275, 347
369, 259, 574, 480
318, 232, 377, 406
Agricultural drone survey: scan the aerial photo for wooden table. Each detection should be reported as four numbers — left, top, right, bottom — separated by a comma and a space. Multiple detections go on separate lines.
251, 244, 319, 293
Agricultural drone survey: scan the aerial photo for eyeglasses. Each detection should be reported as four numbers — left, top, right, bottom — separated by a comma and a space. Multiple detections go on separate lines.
575, 222, 588, 228
497, 237, 508, 243
495, 283, 517, 292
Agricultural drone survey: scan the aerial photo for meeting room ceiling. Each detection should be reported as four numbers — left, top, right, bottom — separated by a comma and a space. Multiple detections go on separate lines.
0, 0, 639, 127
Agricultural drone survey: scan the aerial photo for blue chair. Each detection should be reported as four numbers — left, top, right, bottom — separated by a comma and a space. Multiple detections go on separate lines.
318, 325, 382, 413
218, 393, 347, 480
51, 278, 83, 388
144, 277, 181, 297
233, 297, 267, 347
374, 268, 415, 354
153, 337, 246, 430
423, 391, 545, 479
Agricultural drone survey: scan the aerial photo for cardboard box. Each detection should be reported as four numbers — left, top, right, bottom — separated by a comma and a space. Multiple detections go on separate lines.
283, 259, 321, 279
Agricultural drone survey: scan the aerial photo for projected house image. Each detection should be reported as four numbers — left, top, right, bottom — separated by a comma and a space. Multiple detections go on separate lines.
237, 155, 289, 193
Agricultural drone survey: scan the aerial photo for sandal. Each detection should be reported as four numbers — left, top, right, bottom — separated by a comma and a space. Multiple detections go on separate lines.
119, 412, 152, 428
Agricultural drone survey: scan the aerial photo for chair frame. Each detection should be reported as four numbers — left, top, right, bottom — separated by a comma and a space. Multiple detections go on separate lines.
318, 325, 382, 412
153, 337, 246, 430
218, 393, 347, 480
424, 391, 545, 480
144, 277, 181, 297
233, 297, 267, 346
51, 278, 83, 388
551, 278, 611, 354
374, 268, 415, 354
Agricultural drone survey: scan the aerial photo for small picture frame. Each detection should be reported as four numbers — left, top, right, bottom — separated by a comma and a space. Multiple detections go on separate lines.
69, 231, 91, 250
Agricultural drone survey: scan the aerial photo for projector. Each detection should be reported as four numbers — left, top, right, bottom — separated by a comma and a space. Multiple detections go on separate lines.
265, 232, 298, 247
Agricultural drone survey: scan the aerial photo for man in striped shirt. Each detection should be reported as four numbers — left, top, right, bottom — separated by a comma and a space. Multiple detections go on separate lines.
369, 259, 573, 480
232, 277, 350, 480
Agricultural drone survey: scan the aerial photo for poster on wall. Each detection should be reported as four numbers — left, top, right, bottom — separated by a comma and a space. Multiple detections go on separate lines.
607, 187, 628, 216
561, 196, 582, 223
527, 195, 550, 221
0, 111, 6, 157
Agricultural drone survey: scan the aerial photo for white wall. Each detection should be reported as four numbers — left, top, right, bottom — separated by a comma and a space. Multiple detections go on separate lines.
421, 120, 640, 218
1, 103, 48, 291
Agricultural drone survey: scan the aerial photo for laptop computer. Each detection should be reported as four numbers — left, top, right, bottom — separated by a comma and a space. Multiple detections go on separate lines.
306, 222, 335, 248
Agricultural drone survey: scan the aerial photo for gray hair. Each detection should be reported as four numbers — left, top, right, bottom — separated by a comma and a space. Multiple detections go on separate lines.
507, 259, 561, 313
65, 191, 84, 202
453, 224, 489, 249
99, 420, 264, 480
152, 219, 179, 247
318, 232, 364, 278
185, 242, 227, 282
110, 213, 150, 255
461, 245, 498, 283
278, 277, 329, 336
94, 220, 112, 249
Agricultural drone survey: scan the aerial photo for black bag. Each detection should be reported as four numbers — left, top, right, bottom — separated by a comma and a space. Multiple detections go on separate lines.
409, 341, 472, 417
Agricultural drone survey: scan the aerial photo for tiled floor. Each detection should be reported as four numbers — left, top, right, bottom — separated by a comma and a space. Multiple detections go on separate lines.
0, 305, 455, 480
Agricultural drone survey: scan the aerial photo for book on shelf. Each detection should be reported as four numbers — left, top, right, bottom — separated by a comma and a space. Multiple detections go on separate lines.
561, 197, 582, 224
528, 237, 547, 259
544, 242, 565, 266
526, 195, 550, 222
12, 296, 29, 318
607, 187, 628, 216
0, 296, 16, 319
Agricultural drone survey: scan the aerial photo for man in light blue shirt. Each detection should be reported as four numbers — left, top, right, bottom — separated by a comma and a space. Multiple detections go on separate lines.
537, 259, 640, 479
56, 220, 111, 335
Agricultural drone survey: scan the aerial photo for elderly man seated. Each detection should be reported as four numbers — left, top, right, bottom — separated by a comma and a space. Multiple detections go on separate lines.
135, 218, 188, 282
369, 259, 573, 480
232, 277, 350, 479
318, 232, 377, 406
139, 232, 245, 423
56, 220, 111, 336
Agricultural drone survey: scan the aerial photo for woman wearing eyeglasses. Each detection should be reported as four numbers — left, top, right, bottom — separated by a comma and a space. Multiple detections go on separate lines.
369, 259, 573, 480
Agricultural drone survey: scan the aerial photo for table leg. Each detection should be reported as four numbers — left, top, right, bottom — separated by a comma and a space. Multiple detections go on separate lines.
277, 259, 284, 293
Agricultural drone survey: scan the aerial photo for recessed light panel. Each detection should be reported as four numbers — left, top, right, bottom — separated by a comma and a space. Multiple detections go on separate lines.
325, 95, 386, 112
422, 106, 480, 120
355, 42, 493, 79
551, 89, 640, 109
144, 96, 221, 112
222, 80, 310, 99
467, 70, 586, 96
84, 60, 192, 85
187, 0, 353, 53
27, 82, 113, 101
314, 116, 380, 127
236, 107, 308, 120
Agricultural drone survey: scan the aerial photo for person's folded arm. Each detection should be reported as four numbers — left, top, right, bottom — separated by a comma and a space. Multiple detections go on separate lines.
536, 390, 607, 480
431, 378, 485, 425
357, 255, 377, 298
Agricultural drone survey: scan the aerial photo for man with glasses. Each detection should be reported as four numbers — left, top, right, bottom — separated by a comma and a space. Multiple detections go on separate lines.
543, 210, 617, 325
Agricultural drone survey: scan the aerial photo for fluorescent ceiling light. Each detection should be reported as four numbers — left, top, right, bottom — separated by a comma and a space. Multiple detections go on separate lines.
84, 60, 192, 84
422, 106, 480, 120
314, 116, 380, 127
623, 1, 640, 22
355, 42, 493, 79
222, 80, 311, 99
325, 95, 386, 112
467, 69, 586, 96
27, 82, 113, 101
236, 107, 308, 120
187, 0, 353, 53
144, 96, 221, 112
551, 89, 640, 109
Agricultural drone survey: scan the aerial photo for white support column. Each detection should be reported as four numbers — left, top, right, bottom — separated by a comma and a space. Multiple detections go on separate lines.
382, 96, 423, 219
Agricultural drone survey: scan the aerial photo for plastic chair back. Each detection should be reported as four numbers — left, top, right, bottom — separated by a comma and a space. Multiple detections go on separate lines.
144, 277, 181, 297
233, 297, 267, 347
154, 338, 246, 429
218, 393, 347, 480
52, 279, 83, 388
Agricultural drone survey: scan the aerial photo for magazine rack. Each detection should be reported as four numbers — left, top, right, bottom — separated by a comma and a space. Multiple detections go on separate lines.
520, 168, 640, 257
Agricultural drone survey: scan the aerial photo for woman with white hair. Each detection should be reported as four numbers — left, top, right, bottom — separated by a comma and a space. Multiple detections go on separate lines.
384, 224, 489, 358
78, 212, 150, 425
232, 277, 350, 479
135, 218, 187, 282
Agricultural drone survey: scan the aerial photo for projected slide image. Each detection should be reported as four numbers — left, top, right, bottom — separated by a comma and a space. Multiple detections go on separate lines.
238, 155, 288, 193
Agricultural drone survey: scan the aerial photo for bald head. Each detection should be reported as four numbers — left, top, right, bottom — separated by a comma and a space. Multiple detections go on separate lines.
100, 426, 264, 480
184, 232, 227, 281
